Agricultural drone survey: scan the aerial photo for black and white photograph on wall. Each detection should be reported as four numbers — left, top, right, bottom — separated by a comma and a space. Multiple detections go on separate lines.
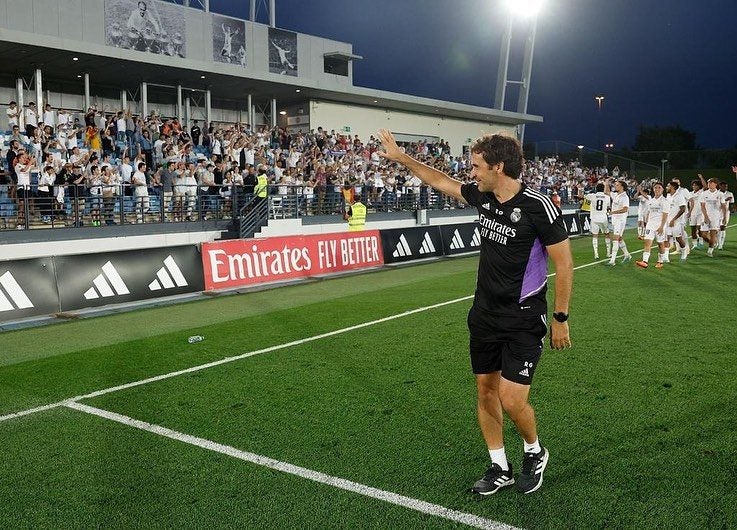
212, 14, 246, 67
105, 0, 186, 58
268, 28, 298, 76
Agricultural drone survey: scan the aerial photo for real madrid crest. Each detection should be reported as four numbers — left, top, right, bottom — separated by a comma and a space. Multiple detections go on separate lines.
510, 208, 522, 223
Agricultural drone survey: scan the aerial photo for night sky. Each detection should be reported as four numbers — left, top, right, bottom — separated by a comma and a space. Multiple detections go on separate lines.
212, 0, 737, 149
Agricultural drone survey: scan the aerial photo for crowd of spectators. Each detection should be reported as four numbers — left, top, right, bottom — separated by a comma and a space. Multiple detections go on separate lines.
0, 101, 639, 229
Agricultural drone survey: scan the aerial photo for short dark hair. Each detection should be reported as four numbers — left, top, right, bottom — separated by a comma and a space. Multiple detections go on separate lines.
668, 180, 680, 189
470, 134, 523, 179
138, 162, 146, 170
596, 183, 605, 192
691, 179, 702, 189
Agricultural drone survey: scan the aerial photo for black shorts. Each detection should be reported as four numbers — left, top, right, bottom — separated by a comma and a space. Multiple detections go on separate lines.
467, 305, 547, 385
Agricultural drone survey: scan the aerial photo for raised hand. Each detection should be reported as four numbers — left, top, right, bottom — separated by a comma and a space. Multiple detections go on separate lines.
376, 129, 404, 162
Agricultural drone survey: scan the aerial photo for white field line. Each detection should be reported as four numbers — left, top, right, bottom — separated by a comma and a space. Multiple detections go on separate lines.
0, 248, 642, 424
4, 223, 734, 425
64, 401, 522, 530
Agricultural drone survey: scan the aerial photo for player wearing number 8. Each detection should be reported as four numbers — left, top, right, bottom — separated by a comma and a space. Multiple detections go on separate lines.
584, 183, 611, 259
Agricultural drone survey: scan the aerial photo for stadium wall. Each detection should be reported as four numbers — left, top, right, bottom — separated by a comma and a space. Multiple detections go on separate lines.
309, 100, 517, 156
0, 0, 355, 89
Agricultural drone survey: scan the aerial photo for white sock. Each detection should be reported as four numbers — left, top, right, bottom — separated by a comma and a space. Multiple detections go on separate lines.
718, 231, 725, 247
619, 240, 630, 257
610, 241, 619, 262
708, 247, 714, 256
658, 253, 664, 262
592, 237, 599, 257
489, 447, 509, 470
605, 238, 612, 256
643, 251, 650, 262
524, 438, 542, 454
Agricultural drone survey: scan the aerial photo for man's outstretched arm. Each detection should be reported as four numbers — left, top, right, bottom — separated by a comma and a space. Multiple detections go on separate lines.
377, 129, 466, 203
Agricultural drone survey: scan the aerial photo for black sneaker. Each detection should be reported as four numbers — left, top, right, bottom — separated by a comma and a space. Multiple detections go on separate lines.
517, 447, 549, 494
470, 462, 514, 495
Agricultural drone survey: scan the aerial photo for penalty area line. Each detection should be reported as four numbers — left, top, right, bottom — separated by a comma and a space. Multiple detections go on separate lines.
64, 401, 521, 530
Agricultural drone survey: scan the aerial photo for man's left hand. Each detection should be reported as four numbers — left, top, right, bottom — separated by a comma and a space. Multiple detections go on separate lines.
550, 320, 571, 350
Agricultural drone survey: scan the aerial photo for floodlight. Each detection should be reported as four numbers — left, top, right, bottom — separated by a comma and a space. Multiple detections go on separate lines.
505, 0, 544, 18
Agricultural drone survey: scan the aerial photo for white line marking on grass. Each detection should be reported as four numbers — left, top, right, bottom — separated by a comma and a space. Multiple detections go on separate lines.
64, 401, 522, 530
4, 224, 732, 425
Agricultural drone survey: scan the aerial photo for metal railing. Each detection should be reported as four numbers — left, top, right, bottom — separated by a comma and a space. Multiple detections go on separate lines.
238, 195, 269, 239
0, 182, 473, 232
0, 183, 239, 231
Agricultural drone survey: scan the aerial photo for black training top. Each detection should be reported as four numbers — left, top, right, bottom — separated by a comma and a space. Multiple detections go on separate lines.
461, 182, 568, 316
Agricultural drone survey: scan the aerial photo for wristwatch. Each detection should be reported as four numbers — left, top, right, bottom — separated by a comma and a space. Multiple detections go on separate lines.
552, 312, 569, 323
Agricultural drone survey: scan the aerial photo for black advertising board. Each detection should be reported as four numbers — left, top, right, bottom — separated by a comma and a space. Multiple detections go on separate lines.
0, 258, 60, 323
561, 214, 582, 237
438, 222, 482, 256
54, 246, 205, 312
578, 213, 592, 234
380, 226, 443, 264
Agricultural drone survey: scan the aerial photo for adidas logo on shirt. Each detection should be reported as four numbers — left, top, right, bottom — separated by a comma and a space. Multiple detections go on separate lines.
482, 203, 491, 211
0, 271, 34, 312
392, 234, 413, 258
419, 232, 436, 254
470, 227, 481, 247
149, 256, 188, 291
83, 261, 130, 300
449, 229, 465, 250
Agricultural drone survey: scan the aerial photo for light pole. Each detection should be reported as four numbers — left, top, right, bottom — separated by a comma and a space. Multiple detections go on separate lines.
660, 159, 668, 182
595, 95, 604, 149
577, 145, 584, 165
496, 0, 544, 147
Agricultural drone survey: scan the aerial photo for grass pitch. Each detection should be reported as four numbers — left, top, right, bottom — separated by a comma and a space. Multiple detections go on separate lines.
1, 229, 736, 529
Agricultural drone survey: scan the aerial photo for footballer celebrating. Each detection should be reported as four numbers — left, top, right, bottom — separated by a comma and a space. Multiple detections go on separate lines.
636, 182, 669, 269
377, 129, 573, 496
605, 179, 632, 265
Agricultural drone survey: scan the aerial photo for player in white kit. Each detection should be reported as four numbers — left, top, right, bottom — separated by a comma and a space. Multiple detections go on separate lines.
717, 182, 734, 249
605, 179, 632, 265
665, 180, 689, 261
585, 183, 611, 259
700, 178, 727, 257
636, 185, 650, 239
688, 179, 705, 249
636, 182, 669, 269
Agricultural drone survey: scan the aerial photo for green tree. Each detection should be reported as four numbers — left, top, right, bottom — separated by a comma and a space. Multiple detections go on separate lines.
633, 125, 697, 151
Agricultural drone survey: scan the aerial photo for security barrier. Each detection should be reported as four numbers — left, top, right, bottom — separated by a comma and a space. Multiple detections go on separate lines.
1, 214, 596, 324
0, 258, 59, 321
380, 226, 444, 264
0, 246, 204, 323
201, 231, 384, 290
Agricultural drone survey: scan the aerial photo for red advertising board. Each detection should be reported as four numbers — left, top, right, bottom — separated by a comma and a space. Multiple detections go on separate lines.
201, 231, 385, 290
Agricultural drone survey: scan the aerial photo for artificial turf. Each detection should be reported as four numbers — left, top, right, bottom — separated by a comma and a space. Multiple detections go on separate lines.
1, 229, 735, 528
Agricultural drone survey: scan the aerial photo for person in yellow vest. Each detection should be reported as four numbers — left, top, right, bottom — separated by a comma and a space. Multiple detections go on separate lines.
347, 197, 367, 231
254, 165, 268, 204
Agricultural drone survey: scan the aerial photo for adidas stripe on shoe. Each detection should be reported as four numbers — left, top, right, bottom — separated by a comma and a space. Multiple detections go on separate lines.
471, 462, 514, 495
517, 447, 549, 494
